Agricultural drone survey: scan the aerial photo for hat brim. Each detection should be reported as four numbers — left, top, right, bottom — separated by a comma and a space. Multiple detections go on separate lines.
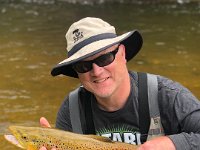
51, 30, 143, 78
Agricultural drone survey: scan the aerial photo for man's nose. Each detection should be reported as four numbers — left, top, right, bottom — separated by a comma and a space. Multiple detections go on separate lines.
90, 63, 103, 76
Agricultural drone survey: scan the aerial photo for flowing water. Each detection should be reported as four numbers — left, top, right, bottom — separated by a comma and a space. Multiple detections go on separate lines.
0, 1, 200, 149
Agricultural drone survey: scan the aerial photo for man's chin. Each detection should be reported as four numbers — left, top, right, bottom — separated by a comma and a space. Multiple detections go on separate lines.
93, 90, 113, 99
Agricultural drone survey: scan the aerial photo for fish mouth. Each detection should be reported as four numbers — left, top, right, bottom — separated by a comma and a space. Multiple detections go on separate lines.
4, 134, 24, 148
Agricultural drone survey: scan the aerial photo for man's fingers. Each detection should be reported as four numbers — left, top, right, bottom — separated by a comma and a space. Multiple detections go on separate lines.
39, 117, 51, 128
39, 146, 47, 150
39, 118, 56, 149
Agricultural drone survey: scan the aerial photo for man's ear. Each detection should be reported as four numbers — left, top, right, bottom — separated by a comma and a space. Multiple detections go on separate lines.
119, 44, 127, 62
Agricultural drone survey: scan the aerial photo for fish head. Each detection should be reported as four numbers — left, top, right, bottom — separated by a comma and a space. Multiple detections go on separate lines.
4, 126, 40, 149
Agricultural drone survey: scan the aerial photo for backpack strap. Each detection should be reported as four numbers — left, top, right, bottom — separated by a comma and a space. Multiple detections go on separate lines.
69, 87, 95, 134
82, 92, 95, 134
138, 73, 164, 142
69, 88, 83, 134
138, 72, 150, 143
147, 74, 164, 140
147, 73, 159, 118
138, 72, 164, 142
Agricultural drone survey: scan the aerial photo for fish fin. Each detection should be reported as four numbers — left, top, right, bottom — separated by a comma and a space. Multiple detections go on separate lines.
4, 134, 24, 148
86, 135, 113, 143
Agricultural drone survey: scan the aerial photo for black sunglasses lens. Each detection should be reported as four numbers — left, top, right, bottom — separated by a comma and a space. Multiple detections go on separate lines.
73, 62, 92, 73
95, 53, 115, 67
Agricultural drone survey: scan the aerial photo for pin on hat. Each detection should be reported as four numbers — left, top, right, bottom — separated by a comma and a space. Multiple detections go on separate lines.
51, 17, 143, 78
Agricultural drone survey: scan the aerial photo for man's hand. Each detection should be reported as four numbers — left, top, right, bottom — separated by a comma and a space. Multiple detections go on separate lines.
40, 117, 51, 128
39, 117, 56, 150
137, 136, 176, 150
39, 146, 56, 150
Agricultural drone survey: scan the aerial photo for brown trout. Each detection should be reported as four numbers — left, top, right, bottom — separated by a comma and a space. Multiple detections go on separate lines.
4, 126, 138, 150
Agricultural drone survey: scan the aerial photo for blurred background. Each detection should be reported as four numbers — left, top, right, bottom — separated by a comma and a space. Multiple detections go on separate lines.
0, 0, 200, 149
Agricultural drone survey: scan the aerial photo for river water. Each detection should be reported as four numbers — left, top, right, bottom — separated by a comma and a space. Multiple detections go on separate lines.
0, 1, 200, 149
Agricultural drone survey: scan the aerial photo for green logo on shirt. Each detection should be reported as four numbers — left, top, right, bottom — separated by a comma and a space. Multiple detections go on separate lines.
96, 124, 141, 145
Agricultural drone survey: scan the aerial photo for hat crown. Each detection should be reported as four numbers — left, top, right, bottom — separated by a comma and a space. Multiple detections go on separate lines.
65, 17, 116, 52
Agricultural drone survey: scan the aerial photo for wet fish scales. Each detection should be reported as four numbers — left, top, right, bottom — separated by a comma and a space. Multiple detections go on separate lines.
4, 126, 138, 150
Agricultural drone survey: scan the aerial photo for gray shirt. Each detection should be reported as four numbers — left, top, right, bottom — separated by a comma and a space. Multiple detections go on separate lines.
56, 71, 200, 150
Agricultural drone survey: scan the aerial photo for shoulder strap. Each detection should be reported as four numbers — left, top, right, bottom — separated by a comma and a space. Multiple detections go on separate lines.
147, 74, 159, 118
69, 88, 83, 134
69, 87, 95, 134
138, 72, 163, 142
147, 74, 164, 140
82, 92, 95, 134
138, 72, 150, 143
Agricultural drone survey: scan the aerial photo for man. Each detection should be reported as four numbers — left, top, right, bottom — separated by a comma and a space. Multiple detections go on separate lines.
40, 17, 200, 150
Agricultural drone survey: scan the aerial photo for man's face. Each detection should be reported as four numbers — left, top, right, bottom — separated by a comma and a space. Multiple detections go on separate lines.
76, 44, 128, 99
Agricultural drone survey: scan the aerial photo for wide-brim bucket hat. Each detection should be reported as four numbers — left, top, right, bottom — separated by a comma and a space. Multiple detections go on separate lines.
51, 17, 143, 78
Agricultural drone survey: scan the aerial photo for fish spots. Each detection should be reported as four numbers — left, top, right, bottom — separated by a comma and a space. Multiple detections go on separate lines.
6, 126, 138, 150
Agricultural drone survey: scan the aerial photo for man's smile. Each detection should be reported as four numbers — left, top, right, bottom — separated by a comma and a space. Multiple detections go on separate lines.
93, 77, 110, 83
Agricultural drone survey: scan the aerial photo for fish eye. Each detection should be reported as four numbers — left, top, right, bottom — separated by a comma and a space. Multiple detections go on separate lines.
22, 136, 27, 140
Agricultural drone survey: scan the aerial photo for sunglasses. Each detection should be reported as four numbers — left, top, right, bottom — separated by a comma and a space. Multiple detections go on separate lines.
73, 47, 119, 73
